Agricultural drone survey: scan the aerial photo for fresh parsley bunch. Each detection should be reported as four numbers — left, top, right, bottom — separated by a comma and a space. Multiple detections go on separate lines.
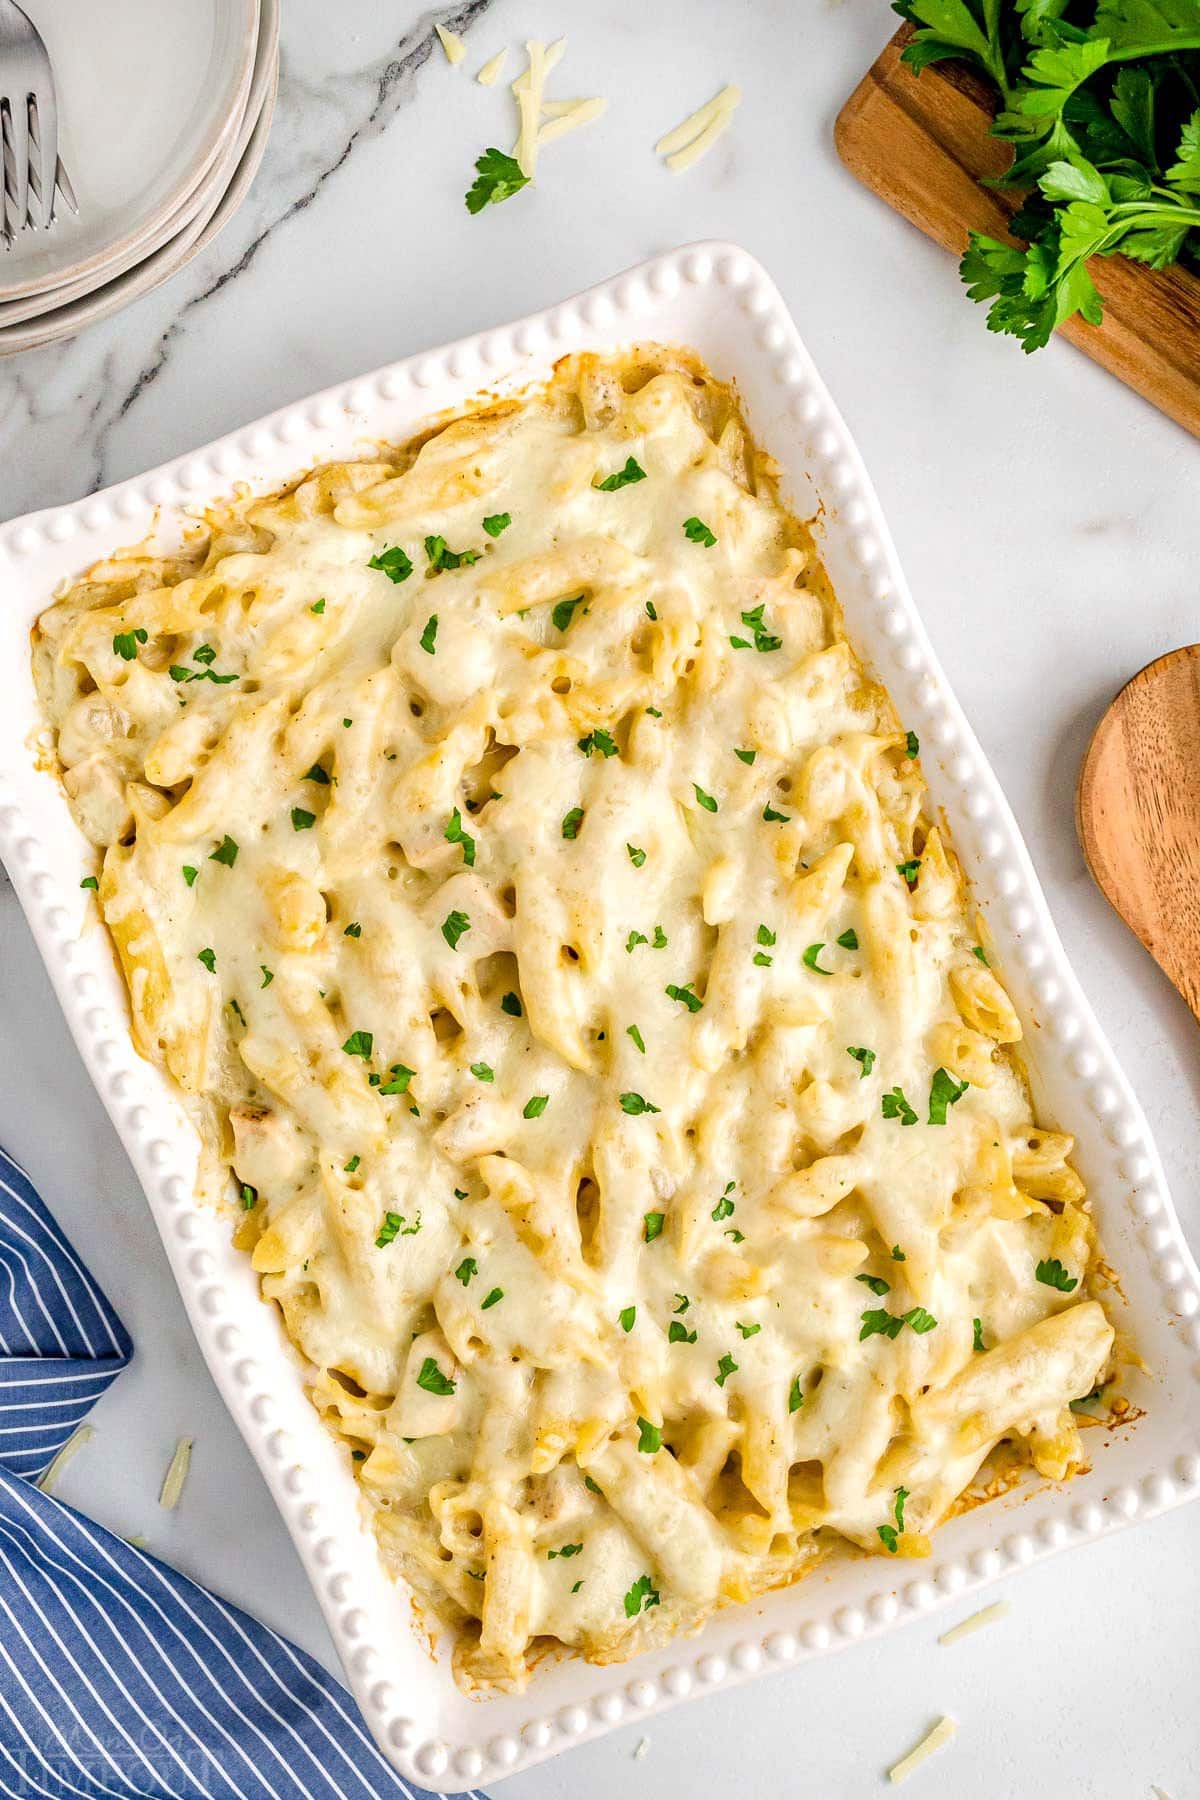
892, 0, 1200, 349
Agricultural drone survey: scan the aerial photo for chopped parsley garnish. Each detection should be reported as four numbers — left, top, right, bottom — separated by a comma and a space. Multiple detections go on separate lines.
683, 516, 717, 547
623, 1573, 660, 1617
578, 727, 618, 758
456, 1257, 478, 1285
416, 1357, 456, 1396
877, 1485, 910, 1555
645, 706, 663, 718
973, 944, 989, 965
593, 456, 646, 492
652, 925, 667, 947
197, 948, 216, 973
619, 1305, 637, 1332
837, 928, 859, 950
1036, 1257, 1078, 1293
551, 594, 584, 631
673, 1294, 690, 1313
169, 651, 239, 686
376, 1211, 419, 1246
882, 1086, 918, 1126
627, 843, 646, 868
209, 836, 239, 868
897, 858, 921, 888
668, 1319, 697, 1344
182, 866, 198, 887
729, 603, 781, 653
973, 1317, 986, 1353
626, 1024, 646, 1054
906, 1307, 938, 1334
112, 627, 147, 661
928, 1067, 969, 1124
636, 1417, 662, 1454
441, 910, 470, 950
584, 1474, 603, 1496
548, 1542, 582, 1560
342, 1030, 373, 1059
465, 146, 530, 214
481, 1287, 504, 1310
802, 943, 831, 975
665, 981, 703, 1013
711, 1185, 736, 1223
561, 807, 584, 840
860, 1306, 937, 1341
310, 599, 326, 615
693, 784, 718, 813
645, 600, 658, 620
260, 966, 274, 988
80, 876, 99, 891
756, 924, 776, 949
735, 1321, 761, 1339
715, 1352, 739, 1388
523, 1094, 549, 1119
623, 1092, 661, 1116
445, 808, 476, 867
368, 545, 413, 583
192, 645, 217, 666
482, 512, 512, 538
734, 747, 757, 765
304, 764, 330, 785
240, 1184, 257, 1210
381, 1065, 415, 1096
291, 807, 316, 832
762, 803, 790, 823
626, 930, 648, 953
344, 922, 362, 938
228, 998, 246, 1027
643, 1210, 665, 1241
419, 614, 439, 655
470, 1062, 494, 1083
344, 1155, 360, 1173
905, 730, 919, 759
892, 1245, 906, 1261
857, 1274, 891, 1296
789, 1375, 804, 1413
500, 991, 522, 1017
847, 1046, 876, 1079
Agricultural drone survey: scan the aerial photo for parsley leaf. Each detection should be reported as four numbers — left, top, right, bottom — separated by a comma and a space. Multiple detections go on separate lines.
626, 1023, 646, 1054
561, 806, 584, 840
551, 594, 584, 631
803, 943, 831, 975
310, 598, 326, 614
762, 803, 790, 823
877, 1485, 910, 1555
788, 1374, 804, 1413
623, 1092, 661, 1116
456, 1257, 478, 1285
593, 456, 646, 492
368, 545, 413, 583
928, 1066, 969, 1124
209, 835, 239, 867
182, 866, 198, 887
260, 965, 274, 987
715, 1351, 739, 1388
342, 1030, 373, 1059
905, 730, 919, 758
847, 1045, 876, 1078
441, 910, 470, 950
643, 1210, 665, 1241
624, 1573, 660, 1617
470, 1062, 494, 1082
344, 922, 362, 938
882, 1086, 918, 1126
973, 1316, 986, 1353
1036, 1256, 1078, 1292
619, 1305, 637, 1332
668, 1319, 697, 1344
416, 1357, 456, 1396
445, 808, 476, 866
860, 1308, 905, 1342
500, 991, 522, 1017
837, 928, 859, 950
80, 876, 99, 892
693, 783, 718, 812
734, 747, 757, 765
626, 930, 648, 953
112, 627, 147, 661
465, 146, 530, 214
857, 1273, 891, 1296
636, 1416, 662, 1453
291, 807, 316, 832
627, 843, 647, 867
972, 944, 989, 965
481, 1287, 504, 1309
897, 858, 921, 888
729, 602, 782, 653
665, 981, 703, 1013
523, 1094, 550, 1119
683, 516, 717, 546
735, 1321, 761, 1339
482, 512, 512, 537
578, 727, 618, 758
197, 948, 216, 973
419, 614, 439, 655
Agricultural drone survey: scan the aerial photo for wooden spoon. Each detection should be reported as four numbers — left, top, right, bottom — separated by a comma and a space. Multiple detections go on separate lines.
1077, 644, 1200, 1025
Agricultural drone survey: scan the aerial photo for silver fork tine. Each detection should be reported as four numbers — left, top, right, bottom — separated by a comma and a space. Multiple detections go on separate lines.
30, 85, 55, 228
0, 101, 12, 247
7, 87, 28, 231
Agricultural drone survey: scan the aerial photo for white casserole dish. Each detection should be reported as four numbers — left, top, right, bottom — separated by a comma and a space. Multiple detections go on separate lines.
2, 243, 1198, 1788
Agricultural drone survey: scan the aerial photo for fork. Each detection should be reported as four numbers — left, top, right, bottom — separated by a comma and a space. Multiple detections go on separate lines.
0, 0, 59, 243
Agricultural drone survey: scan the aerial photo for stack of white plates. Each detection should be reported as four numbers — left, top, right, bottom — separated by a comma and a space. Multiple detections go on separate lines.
0, 0, 278, 353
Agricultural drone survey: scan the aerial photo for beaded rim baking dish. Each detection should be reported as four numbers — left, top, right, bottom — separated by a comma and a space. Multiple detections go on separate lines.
1, 243, 1198, 1788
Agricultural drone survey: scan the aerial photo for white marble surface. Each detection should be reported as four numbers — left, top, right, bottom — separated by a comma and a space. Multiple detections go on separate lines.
2, 2, 1198, 1795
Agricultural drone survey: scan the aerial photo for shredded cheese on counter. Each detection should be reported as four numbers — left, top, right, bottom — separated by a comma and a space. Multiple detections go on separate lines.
476, 48, 507, 86
937, 1599, 1010, 1646
656, 84, 741, 172
37, 1423, 94, 1495
159, 1436, 193, 1511
435, 23, 466, 65
888, 1717, 957, 1784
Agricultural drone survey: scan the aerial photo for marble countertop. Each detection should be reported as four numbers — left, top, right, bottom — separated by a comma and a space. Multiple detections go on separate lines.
2, 3, 1197, 1796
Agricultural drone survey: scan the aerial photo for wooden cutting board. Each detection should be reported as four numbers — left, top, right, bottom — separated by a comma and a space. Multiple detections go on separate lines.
835, 26, 1200, 438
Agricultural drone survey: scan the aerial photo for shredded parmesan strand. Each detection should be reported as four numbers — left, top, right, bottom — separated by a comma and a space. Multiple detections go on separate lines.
434, 22, 466, 65
159, 1436, 193, 1511
37, 1423, 94, 1495
1151, 1789, 1175, 1800
633, 1737, 649, 1761
476, 49, 507, 86
888, 1717, 957, 1785
512, 40, 549, 177
663, 90, 741, 173
937, 1599, 1010, 1646
537, 97, 607, 147
655, 84, 740, 157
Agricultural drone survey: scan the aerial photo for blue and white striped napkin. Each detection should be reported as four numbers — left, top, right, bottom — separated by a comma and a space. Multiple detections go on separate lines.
0, 1146, 486, 1800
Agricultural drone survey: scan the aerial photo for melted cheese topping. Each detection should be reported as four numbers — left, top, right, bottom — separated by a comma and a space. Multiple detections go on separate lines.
34, 348, 1114, 1694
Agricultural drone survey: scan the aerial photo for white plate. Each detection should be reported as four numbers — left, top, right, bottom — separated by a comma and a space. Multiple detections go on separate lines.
0, 0, 259, 303
0, 5, 277, 355
1, 246, 1198, 1788
0, 0, 277, 328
